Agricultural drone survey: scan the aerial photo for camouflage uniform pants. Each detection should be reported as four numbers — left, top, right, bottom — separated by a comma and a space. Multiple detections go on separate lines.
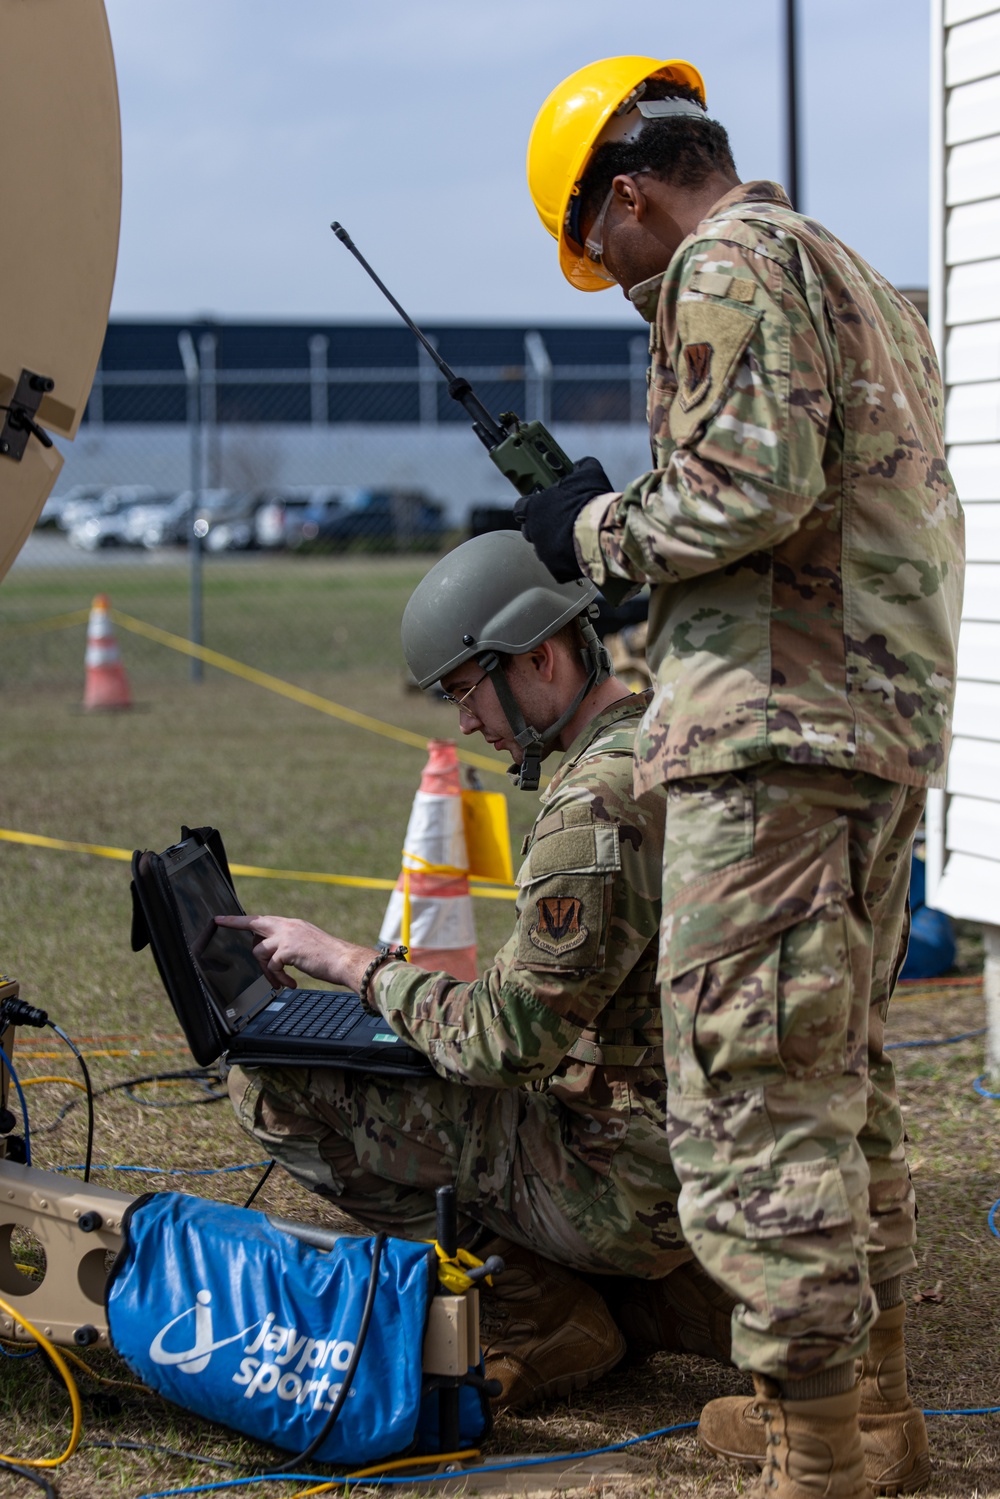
228, 1065, 685, 1278
660, 762, 923, 1379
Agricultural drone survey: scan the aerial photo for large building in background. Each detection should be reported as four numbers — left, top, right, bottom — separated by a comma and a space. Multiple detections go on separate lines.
927, 0, 1000, 1070
64, 319, 655, 517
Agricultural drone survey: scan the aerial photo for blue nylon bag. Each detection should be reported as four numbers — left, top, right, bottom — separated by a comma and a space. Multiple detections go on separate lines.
107, 1192, 440, 1464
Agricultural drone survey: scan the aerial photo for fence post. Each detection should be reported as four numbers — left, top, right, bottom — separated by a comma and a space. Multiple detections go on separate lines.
524, 331, 552, 425
198, 333, 218, 486
309, 334, 329, 426
417, 338, 439, 426
178, 332, 203, 684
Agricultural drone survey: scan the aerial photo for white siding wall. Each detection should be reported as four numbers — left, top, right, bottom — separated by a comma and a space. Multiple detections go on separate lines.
928, 0, 1000, 923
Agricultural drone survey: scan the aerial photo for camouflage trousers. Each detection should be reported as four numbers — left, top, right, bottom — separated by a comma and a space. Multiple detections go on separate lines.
659, 761, 924, 1380
228, 1064, 687, 1278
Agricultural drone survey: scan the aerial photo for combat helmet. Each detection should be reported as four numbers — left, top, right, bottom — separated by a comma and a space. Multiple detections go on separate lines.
401, 530, 612, 791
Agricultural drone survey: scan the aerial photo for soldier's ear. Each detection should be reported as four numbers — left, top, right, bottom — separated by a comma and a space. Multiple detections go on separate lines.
613, 174, 648, 223
528, 640, 557, 683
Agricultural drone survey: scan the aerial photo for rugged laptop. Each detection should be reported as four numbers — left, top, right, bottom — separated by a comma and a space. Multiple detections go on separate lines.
130, 826, 432, 1077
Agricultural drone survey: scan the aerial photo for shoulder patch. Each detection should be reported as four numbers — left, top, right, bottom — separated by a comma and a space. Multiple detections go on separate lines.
529, 895, 589, 957
670, 300, 761, 446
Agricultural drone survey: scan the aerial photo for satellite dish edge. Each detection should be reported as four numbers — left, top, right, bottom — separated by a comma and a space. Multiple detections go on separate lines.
0, 0, 122, 584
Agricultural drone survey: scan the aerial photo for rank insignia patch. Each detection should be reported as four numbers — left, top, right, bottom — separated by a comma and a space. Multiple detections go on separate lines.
679, 341, 713, 411
529, 896, 588, 957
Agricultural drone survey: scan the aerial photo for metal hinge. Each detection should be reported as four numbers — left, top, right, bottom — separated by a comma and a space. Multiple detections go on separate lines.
0, 368, 55, 461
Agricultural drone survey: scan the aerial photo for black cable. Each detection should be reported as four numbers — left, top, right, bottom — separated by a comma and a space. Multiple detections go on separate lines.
121, 1072, 227, 1109
34, 1067, 225, 1136
260, 1229, 386, 1474
47, 1022, 94, 1184
242, 1159, 276, 1209
0, 1457, 59, 1497
83, 1439, 241, 1470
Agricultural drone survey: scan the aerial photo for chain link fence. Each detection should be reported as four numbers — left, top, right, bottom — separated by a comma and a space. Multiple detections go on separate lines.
4, 320, 653, 689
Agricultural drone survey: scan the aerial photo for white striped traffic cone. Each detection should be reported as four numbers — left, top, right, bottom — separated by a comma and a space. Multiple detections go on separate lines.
83, 593, 132, 711
379, 740, 478, 980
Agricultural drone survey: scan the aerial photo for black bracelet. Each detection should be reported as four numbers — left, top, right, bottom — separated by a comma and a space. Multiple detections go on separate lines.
358, 944, 408, 1014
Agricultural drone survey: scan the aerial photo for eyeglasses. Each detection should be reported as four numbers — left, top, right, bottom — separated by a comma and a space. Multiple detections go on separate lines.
440, 671, 489, 717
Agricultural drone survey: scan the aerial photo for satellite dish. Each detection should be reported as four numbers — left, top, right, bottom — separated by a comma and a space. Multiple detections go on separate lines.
0, 0, 121, 583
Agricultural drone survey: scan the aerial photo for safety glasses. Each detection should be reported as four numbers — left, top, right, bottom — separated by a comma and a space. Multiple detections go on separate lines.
582, 187, 619, 283
581, 171, 650, 283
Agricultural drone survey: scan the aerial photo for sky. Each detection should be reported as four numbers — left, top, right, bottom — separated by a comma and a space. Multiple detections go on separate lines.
105, 0, 931, 326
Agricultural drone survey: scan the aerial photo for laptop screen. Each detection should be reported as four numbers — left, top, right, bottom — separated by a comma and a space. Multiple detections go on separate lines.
162, 839, 273, 1025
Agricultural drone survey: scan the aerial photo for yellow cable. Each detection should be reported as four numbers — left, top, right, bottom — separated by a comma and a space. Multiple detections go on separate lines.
20, 1075, 88, 1093
59, 1345, 150, 1393
0, 1293, 82, 1468
289, 1449, 481, 1498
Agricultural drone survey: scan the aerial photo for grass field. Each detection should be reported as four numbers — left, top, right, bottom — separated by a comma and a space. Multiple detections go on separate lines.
0, 557, 998, 1497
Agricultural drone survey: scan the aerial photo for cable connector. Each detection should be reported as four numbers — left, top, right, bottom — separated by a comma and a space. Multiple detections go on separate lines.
0, 998, 49, 1028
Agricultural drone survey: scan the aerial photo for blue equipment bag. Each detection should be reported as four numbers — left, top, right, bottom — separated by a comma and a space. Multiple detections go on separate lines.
899, 848, 956, 981
107, 1192, 485, 1464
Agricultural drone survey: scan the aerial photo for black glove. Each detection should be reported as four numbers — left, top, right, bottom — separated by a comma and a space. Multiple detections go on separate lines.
513, 456, 613, 583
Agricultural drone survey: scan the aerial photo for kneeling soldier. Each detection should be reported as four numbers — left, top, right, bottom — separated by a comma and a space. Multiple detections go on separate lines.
221, 531, 728, 1408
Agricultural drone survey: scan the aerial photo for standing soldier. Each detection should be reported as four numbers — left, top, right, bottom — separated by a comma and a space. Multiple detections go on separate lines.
221, 532, 731, 1411
518, 57, 964, 1498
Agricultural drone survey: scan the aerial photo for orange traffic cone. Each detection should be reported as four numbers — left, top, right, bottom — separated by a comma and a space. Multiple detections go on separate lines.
379, 740, 478, 980
83, 594, 132, 711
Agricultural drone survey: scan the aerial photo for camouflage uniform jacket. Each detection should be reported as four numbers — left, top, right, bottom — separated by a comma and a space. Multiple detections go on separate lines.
369, 691, 674, 1197
573, 181, 964, 793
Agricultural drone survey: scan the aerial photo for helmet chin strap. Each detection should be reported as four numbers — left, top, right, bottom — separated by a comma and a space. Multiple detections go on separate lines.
478, 606, 613, 793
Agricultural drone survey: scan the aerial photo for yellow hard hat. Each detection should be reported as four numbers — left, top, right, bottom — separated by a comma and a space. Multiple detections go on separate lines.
527, 55, 706, 292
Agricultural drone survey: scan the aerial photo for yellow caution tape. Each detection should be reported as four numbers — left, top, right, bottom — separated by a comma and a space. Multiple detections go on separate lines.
0, 607, 91, 641
0, 826, 517, 899
111, 609, 511, 778
1, 604, 549, 785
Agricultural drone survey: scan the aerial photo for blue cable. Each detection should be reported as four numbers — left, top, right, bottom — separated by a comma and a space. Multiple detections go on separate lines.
885, 1027, 987, 1051
925, 1405, 1000, 1415
0, 1341, 37, 1360
989, 1197, 1000, 1240
54, 1160, 269, 1177
133, 1422, 700, 1499
0, 1043, 30, 1166
973, 1074, 1000, 1099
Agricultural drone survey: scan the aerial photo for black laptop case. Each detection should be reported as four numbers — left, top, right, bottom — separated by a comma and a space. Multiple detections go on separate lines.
130, 826, 432, 1077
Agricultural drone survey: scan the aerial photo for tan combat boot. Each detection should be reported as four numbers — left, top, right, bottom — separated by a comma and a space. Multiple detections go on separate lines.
481, 1240, 625, 1410
742, 1375, 870, 1499
606, 1257, 736, 1363
698, 1303, 929, 1495
857, 1303, 930, 1495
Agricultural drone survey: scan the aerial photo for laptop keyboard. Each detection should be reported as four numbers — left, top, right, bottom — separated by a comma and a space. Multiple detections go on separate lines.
261, 989, 361, 1041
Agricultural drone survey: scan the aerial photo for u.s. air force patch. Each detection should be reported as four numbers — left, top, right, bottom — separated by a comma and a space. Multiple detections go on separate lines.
679, 341, 713, 411
529, 896, 588, 956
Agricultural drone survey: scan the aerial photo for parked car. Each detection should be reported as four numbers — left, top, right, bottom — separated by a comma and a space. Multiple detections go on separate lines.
192, 490, 266, 552
60, 484, 159, 533
254, 487, 346, 549
37, 484, 106, 529
301, 488, 446, 551
123, 492, 194, 549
